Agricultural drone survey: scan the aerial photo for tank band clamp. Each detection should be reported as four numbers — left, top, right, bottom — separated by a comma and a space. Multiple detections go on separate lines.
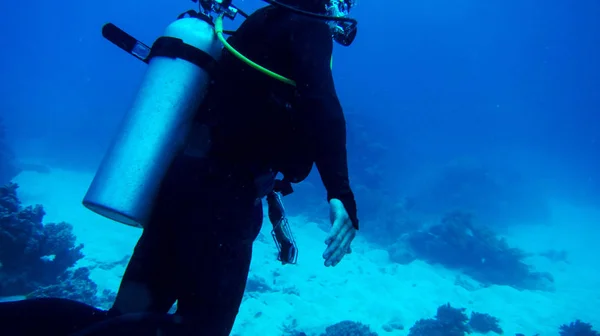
148, 36, 218, 77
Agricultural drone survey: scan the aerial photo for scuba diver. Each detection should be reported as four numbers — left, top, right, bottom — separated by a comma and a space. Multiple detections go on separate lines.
0, 0, 359, 334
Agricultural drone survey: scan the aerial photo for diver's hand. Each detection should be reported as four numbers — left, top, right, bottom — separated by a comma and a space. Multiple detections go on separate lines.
323, 198, 356, 267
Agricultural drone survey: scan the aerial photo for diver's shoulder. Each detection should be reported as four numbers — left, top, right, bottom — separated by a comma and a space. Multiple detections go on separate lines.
250, 5, 329, 31
286, 13, 331, 37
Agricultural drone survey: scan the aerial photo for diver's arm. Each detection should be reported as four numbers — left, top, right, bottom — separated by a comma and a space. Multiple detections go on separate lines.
290, 19, 359, 229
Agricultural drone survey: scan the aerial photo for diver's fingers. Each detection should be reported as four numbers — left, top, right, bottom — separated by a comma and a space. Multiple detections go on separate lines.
325, 227, 354, 265
334, 219, 354, 247
326, 230, 355, 267
324, 244, 343, 267
342, 226, 355, 252
323, 226, 343, 260
323, 217, 352, 261
326, 199, 348, 244
325, 217, 344, 245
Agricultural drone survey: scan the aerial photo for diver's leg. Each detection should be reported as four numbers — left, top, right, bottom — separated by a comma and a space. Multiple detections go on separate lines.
174, 189, 263, 336
110, 217, 177, 314
110, 158, 191, 315
0, 298, 109, 335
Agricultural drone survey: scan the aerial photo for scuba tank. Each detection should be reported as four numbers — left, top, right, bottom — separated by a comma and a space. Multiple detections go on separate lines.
82, 4, 236, 228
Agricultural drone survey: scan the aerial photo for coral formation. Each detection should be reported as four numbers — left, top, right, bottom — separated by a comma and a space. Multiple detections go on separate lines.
28, 267, 96, 305
398, 211, 554, 291
468, 311, 503, 334
280, 306, 599, 336
320, 320, 378, 336
0, 183, 98, 304
408, 303, 470, 336
559, 320, 599, 336
281, 320, 377, 336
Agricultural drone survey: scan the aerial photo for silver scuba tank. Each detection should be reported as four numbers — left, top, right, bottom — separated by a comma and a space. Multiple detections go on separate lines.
82, 15, 222, 228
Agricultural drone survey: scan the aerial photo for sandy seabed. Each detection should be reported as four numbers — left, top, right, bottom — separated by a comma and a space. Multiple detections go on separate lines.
10, 169, 600, 336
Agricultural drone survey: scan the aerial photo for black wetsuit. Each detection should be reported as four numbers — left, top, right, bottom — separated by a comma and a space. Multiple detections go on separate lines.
0, 5, 358, 336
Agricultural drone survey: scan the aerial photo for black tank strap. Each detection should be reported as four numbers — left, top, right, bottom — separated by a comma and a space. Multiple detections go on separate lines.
101, 19, 219, 76
147, 36, 218, 77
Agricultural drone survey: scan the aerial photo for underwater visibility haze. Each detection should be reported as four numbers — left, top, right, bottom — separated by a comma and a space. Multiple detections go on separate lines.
0, 0, 599, 335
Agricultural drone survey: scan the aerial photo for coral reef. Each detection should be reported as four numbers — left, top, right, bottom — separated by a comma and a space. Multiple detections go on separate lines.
320, 320, 378, 336
405, 303, 599, 336
28, 267, 103, 307
29, 270, 116, 310
280, 307, 598, 336
468, 311, 503, 334
408, 303, 470, 336
559, 320, 599, 336
396, 211, 554, 291
0, 183, 88, 297
281, 319, 377, 336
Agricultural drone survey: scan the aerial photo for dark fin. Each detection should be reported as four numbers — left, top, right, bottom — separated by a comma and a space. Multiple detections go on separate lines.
69, 313, 185, 336
0, 298, 109, 336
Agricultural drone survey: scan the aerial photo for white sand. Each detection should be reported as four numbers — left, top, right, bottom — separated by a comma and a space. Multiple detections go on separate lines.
11, 169, 600, 336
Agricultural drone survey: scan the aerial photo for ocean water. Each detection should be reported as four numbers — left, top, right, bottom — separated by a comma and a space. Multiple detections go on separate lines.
1, 0, 599, 335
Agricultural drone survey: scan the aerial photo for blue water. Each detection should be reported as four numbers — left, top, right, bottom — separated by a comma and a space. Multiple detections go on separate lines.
1, 0, 599, 335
